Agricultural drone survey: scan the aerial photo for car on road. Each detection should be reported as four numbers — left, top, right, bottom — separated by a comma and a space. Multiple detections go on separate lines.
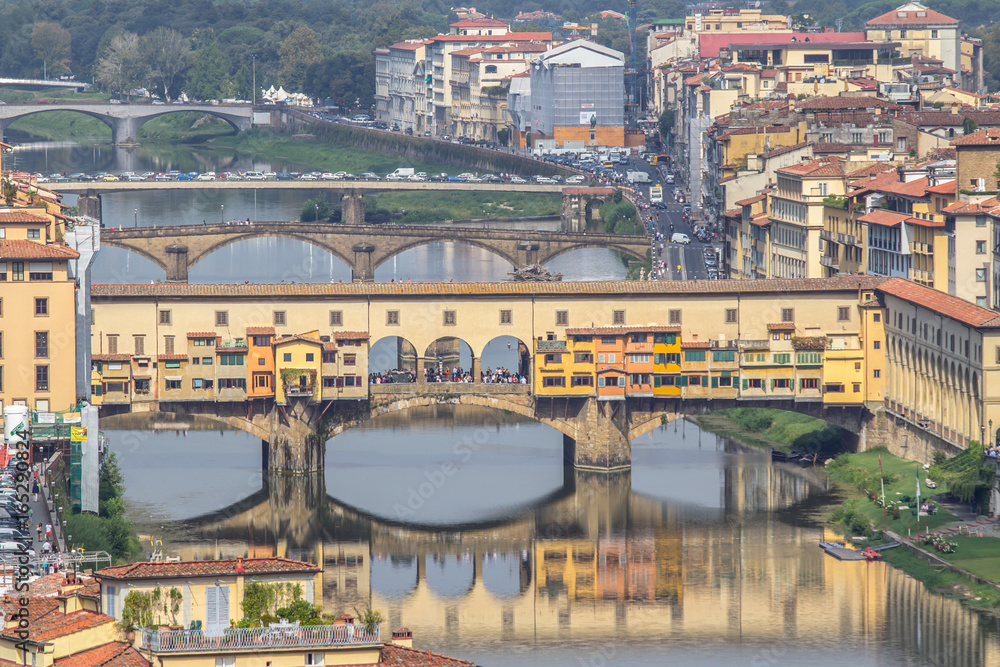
244, 171, 265, 181
320, 172, 339, 181
298, 173, 318, 181
482, 174, 502, 183
176, 173, 193, 181
275, 172, 294, 181
125, 174, 146, 181
263, 172, 277, 180
101, 174, 119, 182
359, 172, 380, 181
429, 173, 449, 182
565, 175, 586, 184
195, 172, 217, 181
154, 173, 171, 181
509, 176, 526, 184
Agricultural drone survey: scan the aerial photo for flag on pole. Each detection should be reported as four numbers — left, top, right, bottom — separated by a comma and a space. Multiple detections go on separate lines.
915, 469, 921, 504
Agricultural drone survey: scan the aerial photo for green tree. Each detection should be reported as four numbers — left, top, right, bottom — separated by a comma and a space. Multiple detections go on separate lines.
186, 43, 231, 101
658, 109, 675, 139
962, 116, 979, 135
141, 27, 190, 101
31, 22, 72, 78
99, 450, 125, 502
300, 197, 332, 221
278, 27, 322, 92
96, 32, 146, 99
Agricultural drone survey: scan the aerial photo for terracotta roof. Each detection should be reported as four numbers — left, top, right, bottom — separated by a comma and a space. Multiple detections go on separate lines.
866, 4, 958, 26
25, 572, 97, 598
0, 594, 59, 624
246, 326, 275, 335
93, 354, 132, 362
750, 213, 770, 226
879, 277, 1000, 327
380, 642, 477, 667
565, 325, 681, 335
846, 162, 897, 179
0, 609, 115, 643
855, 172, 932, 198
767, 322, 796, 330
322, 342, 338, 352
735, 194, 765, 206
0, 239, 79, 260
389, 40, 429, 51
186, 331, 217, 339
54, 642, 150, 667
925, 179, 956, 194
0, 211, 48, 223
906, 215, 945, 228
697, 31, 865, 58
796, 95, 898, 111
450, 19, 508, 27
333, 331, 370, 340
92, 277, 893, 299
681, 341, 711, 348
95, 557, 320, 581
723, 208, 742, 217
858, 210, 909, 226
778, 159, 846, 177
274, 333, 322, 346
951, 127, 1000, 146
901, 110, 1000, 127
942, 200, 997, 214
431, 33, 551, 42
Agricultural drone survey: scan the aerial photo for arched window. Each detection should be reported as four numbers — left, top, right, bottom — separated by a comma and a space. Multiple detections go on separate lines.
485, 65, 497, 74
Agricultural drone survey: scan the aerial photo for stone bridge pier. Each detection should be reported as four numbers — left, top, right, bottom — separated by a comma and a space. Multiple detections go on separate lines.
262, 399, 327, 474
165, 244, 189, 282
342, 193, 365, 225
556, 397, 633, 470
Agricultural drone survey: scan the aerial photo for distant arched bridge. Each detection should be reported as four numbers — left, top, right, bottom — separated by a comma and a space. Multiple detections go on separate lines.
0, 102, 254, 144
99, 220, 650, 282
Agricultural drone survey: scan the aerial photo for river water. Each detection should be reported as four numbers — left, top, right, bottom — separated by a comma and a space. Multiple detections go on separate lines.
103, 407, 1000, 667
19, 137, 1000, 665
10, 140, 626, 283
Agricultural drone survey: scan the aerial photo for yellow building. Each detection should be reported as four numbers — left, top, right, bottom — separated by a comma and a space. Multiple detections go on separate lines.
684, 8, 789, 32
274, 332, 324, 404
865, 2, 964, 89
0, 214, 81, 412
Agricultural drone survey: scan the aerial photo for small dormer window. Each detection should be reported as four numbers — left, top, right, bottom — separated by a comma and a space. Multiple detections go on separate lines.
916, 11, 926, 17
897, 11, 907, 17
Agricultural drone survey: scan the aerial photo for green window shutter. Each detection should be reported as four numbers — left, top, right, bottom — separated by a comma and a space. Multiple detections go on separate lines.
677, 376, 687, 387
711, 376, 719, 388
742, 378, 748, 390
654, 376, 661, 387
237, 355, 244, 365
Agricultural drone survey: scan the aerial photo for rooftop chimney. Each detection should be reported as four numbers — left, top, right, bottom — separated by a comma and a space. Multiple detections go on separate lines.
392, 628, 414, 649
233, 556, 245, 574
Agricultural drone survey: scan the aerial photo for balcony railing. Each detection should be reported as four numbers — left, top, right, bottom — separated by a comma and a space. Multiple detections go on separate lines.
738, 340, 770, 350
536, 340, 567, 351
820, 230, 836, 242
820, 255, 840, 268
838, 233, 857, 246
141, 624, 381, 653
908, 268, 932, 282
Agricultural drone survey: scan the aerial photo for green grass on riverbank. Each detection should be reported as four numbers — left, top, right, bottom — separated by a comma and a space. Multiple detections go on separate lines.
367, 191, 561, 223
880, 544, 1000, 611
693, 408, 844, 454
826, 448, 957, 535
209, 129, 456, 175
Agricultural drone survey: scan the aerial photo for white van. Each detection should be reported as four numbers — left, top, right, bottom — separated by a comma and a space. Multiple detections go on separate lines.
671, 233, 691, 244
244, 171, 265, 181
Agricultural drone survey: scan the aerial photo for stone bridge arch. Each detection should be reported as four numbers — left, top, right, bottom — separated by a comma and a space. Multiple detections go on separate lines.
538, 242, 647, 266
97, 240, 170, 274
1, 107, 116, 139
369, 237, 519, 274
187, 231, 356, 274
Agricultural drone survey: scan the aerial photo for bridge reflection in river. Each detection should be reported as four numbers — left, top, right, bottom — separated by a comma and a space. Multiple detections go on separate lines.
107, 407, 1000, 666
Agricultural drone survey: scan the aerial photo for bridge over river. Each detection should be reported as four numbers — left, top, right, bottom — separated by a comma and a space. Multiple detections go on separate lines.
99, 219, 649, 281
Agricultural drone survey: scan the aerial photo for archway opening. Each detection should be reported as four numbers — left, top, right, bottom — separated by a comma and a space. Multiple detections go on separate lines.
5, 110, 111, 142
369, 336, 418, 382
481, 335, 531, 382
137, 111, 238, 142
543, 247, 628, 281
93, 246, 166, 283
370, 555, 419, 599
425, 553, 475, 599
424, 337, 474, 382
189, 237, 353, 283
373, 242, 512, 282
482, 550, 531, 599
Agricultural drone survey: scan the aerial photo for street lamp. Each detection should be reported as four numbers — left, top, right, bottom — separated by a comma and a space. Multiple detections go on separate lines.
221, 204, 224, 224
252, 54, 256, 104
133, 208, 137, 228
315, 203, 319, 222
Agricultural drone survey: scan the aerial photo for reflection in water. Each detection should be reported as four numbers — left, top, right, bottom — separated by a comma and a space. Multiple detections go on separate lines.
108, 408, 1000, 666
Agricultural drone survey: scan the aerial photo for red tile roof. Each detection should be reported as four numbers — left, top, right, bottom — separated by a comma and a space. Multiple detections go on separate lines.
951, 127, 1000, 146
0, 211, 48, 223
866, 4, 958, 26
378, 644, 476, 667
925, 179, 956, 194
24, 572, 97, 598
333, 331, 371, 340
735, 194, 766, 206
846, 162, 897, 179
796, 95, 898, 111
942, 200, 997, 214
565, 325, 681, 335
0, 594, 59, 623
156, 354, 188, 361
450, 19, 508, 27
767, 322, 796, 330
92, 276, 894, 299
93, 354, 133, 362
697, 31, 864, 58
905, 215, 945, 228
431, 33, 551, 42
778, 159, 846, 177
246, 326, 275, 335
681, 341, 711, 348
54, 643, 150, 667
0, 609, 115, 642
858, 210, 909, 226
879, 278, 1000, 327
0, 239, 79, 260
723, 208, 742, 217
389, 41, 429, 51
95, 557, 320, 581
186, 332, 217, 339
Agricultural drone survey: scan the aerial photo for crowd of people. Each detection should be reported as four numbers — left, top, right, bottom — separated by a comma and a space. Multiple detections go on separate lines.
985, 445, 1000, 457
367, 367, 527, 384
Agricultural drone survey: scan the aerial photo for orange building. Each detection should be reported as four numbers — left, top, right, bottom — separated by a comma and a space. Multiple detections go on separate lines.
247, 325, 275, 399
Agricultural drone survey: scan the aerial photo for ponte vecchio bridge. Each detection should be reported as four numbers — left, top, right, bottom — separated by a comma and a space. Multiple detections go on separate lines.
89, 277, 1000, 478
